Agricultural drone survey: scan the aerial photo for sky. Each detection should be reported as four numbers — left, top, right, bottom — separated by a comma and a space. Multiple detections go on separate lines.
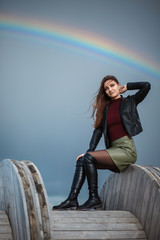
0, 0, 160, 207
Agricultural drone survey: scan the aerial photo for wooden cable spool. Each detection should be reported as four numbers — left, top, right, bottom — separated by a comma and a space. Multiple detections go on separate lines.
100, 164, 160, 240
0, 159, 159, 240
0, 159, 53, 240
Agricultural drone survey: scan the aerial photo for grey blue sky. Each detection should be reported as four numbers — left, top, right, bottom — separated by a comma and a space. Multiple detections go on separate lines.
0, 0, 159, 206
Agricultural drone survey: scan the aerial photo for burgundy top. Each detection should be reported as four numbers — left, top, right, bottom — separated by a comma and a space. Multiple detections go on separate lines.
107, 97, 128, 142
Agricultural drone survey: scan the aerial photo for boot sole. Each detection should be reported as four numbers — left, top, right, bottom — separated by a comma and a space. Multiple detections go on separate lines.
52, 206, 77, 211
65, 206, 77, 210
77, 204, 102, 211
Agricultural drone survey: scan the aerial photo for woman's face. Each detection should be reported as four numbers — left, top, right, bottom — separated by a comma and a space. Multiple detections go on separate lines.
104, 79, 121, 100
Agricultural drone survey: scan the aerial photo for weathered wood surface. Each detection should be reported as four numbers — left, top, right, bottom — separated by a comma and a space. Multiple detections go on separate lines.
100, 164, 160, 240
0, 159, 53, 240
0, 210, 13, 240
52, 210, 147, 240
0, 159, 159, 240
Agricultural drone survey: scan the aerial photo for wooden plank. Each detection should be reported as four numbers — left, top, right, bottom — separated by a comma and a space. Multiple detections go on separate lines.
116, 170, 127, 210
52, 223, 143, 231
108, 173, 118, 210
52, 217, 139, 224
52, 210, 135, 218
113, 172, 123, 210
148, 189, 160, 240
0, 225, 13, 233
134, 169, 146, 221
100, 178, 109, 209
144, 183, 156, 238
52, 210, 147, 240
103, 175, 114, 210
155, 211, 160, 240
126, 167, 140, 212
0, 210, 13, 240
0, 234, 13, 240
0, 220, 10, 225
139, 174, 153, 227
0, 210, 7, 216
129, 167, 142, 216
122, 167, 133, 211
0, 216, 10, 225
52, 230, 147, 240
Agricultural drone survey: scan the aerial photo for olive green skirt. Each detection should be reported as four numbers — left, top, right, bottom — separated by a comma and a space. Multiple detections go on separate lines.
107, 136, 137, 172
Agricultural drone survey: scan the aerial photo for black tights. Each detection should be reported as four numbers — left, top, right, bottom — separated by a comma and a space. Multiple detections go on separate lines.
87, 150, 120, 173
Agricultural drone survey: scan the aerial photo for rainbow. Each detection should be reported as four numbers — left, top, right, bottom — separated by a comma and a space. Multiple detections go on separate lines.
0, 13, 160, 78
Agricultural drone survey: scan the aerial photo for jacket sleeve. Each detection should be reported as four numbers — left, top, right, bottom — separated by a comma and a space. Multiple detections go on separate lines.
86, 127, 103, 152
127, 82, 151, 105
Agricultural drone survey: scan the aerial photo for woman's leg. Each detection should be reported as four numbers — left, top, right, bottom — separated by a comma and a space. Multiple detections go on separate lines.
89, 150, 120, 172
78, 152, 102, 210
52, 157, 85, 210
78, 150, 119, 210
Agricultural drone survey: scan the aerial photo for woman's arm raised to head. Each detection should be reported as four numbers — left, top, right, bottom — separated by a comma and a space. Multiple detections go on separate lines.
127, 82, 151, 105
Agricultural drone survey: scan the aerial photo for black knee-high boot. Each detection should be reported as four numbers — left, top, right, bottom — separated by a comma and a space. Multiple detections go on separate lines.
78, 153, 102, 210
52, 157, 85, 210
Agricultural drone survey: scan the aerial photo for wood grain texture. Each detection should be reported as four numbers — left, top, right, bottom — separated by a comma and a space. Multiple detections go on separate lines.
0, 159, 53, 240
1, 159, 159, 240
52, 210, 147, 240
100, 164, 160, 240
0, 210, 13, 240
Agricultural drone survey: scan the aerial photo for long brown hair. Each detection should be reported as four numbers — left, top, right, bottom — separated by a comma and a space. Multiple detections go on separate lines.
91, 75, 119, 128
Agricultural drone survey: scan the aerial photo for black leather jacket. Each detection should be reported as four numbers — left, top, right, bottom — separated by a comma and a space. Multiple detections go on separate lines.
87, 82, 151, 151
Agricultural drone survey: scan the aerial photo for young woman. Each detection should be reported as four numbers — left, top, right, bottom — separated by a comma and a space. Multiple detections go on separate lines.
52, 75, 151, 211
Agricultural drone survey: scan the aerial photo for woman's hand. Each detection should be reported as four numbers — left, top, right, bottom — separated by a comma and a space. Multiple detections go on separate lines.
120, 85, 127, 94
76, 153, 84, 161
